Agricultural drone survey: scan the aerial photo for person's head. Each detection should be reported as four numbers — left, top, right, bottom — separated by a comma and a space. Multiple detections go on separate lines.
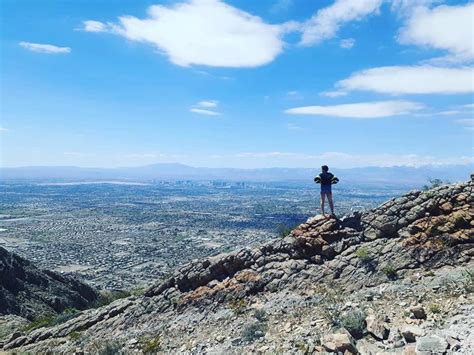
321, 165, 329, 172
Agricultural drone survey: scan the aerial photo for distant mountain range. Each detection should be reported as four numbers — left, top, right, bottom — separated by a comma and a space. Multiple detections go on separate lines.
0, 163, 472, 186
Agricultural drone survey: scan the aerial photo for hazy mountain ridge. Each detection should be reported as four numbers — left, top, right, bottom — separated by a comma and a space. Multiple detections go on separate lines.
1, 163, 472, 185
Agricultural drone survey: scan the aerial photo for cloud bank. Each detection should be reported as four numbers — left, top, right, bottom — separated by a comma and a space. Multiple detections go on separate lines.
19, 42, 71, 54
285, 100, 423, 118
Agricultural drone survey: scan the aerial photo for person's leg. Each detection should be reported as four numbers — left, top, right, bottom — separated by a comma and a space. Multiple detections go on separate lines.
327, 192, 334, 215
320, 192, 326, 215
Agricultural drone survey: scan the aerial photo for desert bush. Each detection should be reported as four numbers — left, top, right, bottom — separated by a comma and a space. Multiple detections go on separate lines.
355, 247, 373, 263
69, 331, 82, 340
429, 304, 441, 314
23, 308, 81, 332
242, 321, 267, 343
254, 309, 267, 322
382, 264, 397, 279
229, 298, 248, 315
23, 316, 55, 331
422, 178, 446, 191
94, 290, 131, 308
52, 308, 80, 325
276, 223, 297, 238
341, 309, 366, 339
141, 335, 162, 354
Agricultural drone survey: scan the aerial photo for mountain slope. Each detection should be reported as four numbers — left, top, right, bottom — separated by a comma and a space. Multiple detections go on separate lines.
2, 179, 473, 354
0, 247, 98, 321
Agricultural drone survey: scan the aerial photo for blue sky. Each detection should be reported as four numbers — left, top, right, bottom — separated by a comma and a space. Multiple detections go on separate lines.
1, 0, 473, 168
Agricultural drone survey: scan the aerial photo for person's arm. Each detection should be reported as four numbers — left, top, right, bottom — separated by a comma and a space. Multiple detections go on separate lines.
314, 174, 321, 183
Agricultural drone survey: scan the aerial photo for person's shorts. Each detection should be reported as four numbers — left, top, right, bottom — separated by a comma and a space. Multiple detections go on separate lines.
321, 184, 332, 194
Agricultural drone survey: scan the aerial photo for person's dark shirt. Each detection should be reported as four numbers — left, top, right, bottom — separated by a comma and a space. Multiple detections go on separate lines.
319, 172, 334, 186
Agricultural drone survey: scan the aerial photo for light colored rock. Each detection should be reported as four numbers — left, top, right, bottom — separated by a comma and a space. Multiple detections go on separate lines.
416, 335, 448, 354
366, 314, 389, 341
322, 332, 358, 354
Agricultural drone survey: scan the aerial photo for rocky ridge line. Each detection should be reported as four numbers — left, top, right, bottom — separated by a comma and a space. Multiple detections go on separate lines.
2, 179, 473, 353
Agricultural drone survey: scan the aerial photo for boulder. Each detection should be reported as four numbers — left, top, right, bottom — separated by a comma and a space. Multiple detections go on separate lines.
366, 314, 389, 340
401, 325, 425, 343
409, 305, 427, 320
416, 335, 448, 354
322, 332, 358, 354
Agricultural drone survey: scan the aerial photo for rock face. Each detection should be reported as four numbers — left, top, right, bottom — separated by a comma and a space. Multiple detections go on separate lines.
2, 180, 473, 353
0, 246, 98, 320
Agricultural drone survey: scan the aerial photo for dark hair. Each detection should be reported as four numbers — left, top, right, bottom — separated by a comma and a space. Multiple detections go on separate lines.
321, 165, 329, 172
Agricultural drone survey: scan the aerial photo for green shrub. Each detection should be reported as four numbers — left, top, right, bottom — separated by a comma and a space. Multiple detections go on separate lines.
23, 316, 55, 331
429, 304, 441, 314
23, 308, 81, 332
276, 223, 296, 238
341, 309, 366, 339
69, 331, 82, 340
53, 308, 80, 325
382, 264, 397, 279
355, 247, 373, 263
242, 322, 267, 343
229, 298, 248, 315
422, 178, 446, 191
94, 290, 131, 308
141, 335, 161, 354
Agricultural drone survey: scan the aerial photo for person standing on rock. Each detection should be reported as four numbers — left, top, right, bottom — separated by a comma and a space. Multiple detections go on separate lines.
314, 165, 339, 217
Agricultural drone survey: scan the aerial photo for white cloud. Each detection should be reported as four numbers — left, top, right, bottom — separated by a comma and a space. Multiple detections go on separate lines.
0, 127, 8, 133
190, 100, 221, 115
437, 110, 462, 116
190, 108, 221, 116
300, 0, 382, 46
197, 100, 218, 108
319, 90, 348, 98
19, 42, 71, 54
337, 65, 474, 95
285, 100, 423, 118
340, 38, 355, 49
398, 3, 474, 62
91, 0, 288, 67
81, 20, 108, 32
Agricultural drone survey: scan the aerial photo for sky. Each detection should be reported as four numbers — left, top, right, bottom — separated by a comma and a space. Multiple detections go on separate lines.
1, 0, 473, 169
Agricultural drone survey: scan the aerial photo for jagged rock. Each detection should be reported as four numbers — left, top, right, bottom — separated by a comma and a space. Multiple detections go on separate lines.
401, 325, 425, 343
416, 335, 448, 354
322, 332, 358, 354
409, 305, 427, 320
386, 328, 405, 348
366, 313, 389, 340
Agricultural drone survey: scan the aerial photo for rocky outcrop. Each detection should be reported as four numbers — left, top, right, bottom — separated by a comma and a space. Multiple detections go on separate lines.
0, 246, 98, 320
2, 180, 473, 353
